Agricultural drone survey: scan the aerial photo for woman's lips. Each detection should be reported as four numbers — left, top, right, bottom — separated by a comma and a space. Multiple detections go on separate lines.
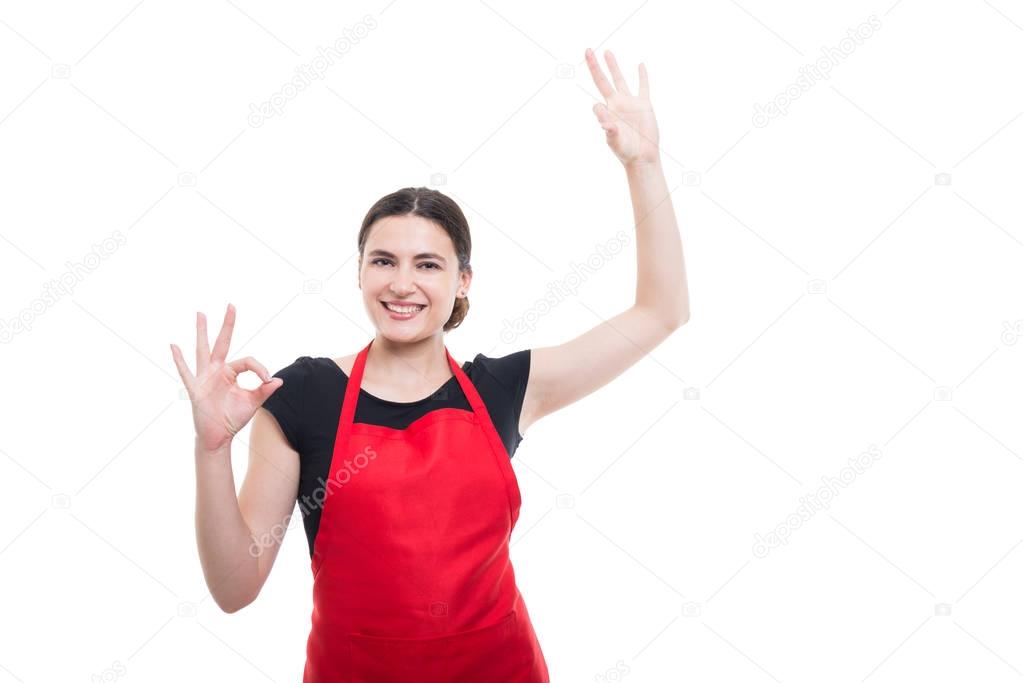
381, 301, 426, 320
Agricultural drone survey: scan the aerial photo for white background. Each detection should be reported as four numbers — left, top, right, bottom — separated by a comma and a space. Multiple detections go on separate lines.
2, 0, 1022, 681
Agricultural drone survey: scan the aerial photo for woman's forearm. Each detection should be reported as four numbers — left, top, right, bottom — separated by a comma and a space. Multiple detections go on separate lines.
625, 159, 690, 326
194, 440, 260, 612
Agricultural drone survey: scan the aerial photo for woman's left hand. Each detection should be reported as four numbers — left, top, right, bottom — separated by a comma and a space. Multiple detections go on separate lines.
585, 48, 660, 168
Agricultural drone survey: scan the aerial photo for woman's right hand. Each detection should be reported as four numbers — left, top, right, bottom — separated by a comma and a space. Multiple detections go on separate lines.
170, 303, 284, 454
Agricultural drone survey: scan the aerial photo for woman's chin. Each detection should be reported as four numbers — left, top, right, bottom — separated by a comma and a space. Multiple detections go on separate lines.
377, 318, 435, 339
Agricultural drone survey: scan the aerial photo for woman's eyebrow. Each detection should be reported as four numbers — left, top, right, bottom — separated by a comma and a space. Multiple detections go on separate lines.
368, 249, 446, 263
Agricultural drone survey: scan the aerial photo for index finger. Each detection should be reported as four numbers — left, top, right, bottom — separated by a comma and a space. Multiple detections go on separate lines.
603, 50, 631, 96
584, 47, 614, 99
170, 343, 195, 393
211, 303, 236, 363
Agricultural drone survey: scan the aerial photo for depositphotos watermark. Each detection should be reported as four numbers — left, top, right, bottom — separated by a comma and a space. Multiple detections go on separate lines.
752, 444, 882, 558
0, 230, 127, 343
752, 15, 882, 128
249, 444, 378, 557
499, 230, 631, 344
1001, 319, 1023, 345
247, 15, 379, 128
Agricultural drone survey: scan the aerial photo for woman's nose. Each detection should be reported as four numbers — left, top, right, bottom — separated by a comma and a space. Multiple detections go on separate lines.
390, 272, 417, 294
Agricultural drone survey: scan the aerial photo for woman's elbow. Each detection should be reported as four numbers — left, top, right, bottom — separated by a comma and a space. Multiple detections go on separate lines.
212, 586, 259, 614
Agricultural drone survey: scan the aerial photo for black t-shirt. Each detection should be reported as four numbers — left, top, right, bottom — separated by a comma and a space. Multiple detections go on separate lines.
260, 350, 531, 558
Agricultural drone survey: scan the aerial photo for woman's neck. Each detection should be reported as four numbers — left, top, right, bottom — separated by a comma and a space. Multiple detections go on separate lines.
365, 334, 452, 389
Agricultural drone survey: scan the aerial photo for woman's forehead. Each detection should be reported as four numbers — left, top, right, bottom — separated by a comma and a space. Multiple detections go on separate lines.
367, 215, 452, 252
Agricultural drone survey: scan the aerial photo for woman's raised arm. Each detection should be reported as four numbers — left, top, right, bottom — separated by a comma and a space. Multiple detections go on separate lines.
519, 48, 690, 434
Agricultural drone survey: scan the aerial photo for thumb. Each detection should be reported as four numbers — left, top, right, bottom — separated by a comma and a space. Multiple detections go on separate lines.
254, 377, 284, 403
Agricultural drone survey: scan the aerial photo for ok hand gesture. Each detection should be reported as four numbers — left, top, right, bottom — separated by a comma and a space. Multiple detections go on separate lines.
585, 48, 660, 168
170, 304, 283, 454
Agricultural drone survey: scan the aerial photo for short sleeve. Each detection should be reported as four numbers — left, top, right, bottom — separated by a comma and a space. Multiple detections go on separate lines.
260, 356, 310, 453
473, 349, 531, 443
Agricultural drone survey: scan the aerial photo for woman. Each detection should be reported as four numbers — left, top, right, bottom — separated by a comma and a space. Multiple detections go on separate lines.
171, 48, 689, 682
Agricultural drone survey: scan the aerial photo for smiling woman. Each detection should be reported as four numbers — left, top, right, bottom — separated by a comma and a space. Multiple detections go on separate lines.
172, 47, 688, 683
357, 189, 474, 336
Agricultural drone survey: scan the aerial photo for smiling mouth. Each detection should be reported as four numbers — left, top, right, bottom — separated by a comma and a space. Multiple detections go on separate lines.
381, 301, 427, 317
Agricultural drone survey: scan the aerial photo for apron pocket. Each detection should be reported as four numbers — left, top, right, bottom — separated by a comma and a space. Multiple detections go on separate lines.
348, 609, 537, 682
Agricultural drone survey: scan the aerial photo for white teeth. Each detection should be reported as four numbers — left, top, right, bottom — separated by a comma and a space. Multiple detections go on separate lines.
384, 303, 425, 314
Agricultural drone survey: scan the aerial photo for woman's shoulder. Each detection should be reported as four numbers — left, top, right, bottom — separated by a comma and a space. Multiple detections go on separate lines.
468, 348, 530, 378
466, 349, 532, 449
271, 355, 314, 379
261, 355, 342, 421
267, 355, 345, 393
331, 354, 356, 377
274, 354, 346, 372
466, 349, 531, 401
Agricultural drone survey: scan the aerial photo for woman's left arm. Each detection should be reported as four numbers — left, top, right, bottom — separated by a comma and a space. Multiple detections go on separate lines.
519, 48, 690, 435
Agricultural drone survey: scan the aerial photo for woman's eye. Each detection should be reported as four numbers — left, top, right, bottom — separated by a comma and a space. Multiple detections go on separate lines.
371, 258, 438, 270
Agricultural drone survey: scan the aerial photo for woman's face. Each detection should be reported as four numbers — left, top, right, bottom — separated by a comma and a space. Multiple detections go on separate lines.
359, 214, 469, 341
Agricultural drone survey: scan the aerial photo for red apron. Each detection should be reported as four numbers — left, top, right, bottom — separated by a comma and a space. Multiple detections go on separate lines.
303, 339, 550, 682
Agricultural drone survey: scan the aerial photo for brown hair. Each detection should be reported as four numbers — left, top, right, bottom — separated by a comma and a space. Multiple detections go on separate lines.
357, 187, 472, 332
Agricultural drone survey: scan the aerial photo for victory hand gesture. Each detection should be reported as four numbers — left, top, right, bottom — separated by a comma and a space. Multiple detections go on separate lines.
585, 48, 660, 167
170, 304, 283, 454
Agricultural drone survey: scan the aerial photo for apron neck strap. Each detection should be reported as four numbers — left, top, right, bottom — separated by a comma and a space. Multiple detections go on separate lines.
340, 338, 488, 429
